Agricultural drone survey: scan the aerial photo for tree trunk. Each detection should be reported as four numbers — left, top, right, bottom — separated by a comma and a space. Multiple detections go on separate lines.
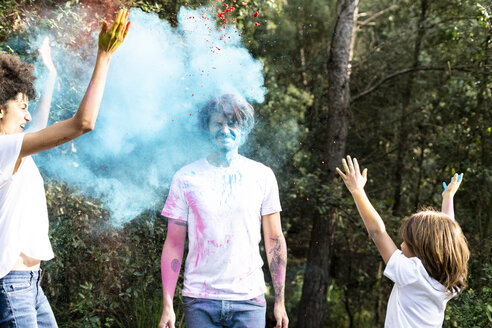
477, 34, 491, 243
298, 22, 309, 87
297, 1, 359, 327
413, 129, 426, 209
392, 0, 428, 216
374, 260, 384, 326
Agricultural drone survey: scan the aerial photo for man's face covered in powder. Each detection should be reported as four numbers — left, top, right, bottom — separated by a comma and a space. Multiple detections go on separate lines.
208, 111, 241, 152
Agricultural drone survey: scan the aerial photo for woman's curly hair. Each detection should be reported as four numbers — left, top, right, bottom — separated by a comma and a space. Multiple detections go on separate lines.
0, 53, 36, 106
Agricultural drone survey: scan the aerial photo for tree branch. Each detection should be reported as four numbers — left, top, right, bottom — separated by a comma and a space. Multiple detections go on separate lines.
358, 5, 398, 27
351, 65, 492, 102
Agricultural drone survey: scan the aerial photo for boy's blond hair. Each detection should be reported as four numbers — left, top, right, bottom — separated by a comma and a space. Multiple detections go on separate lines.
399, 210, 470, 294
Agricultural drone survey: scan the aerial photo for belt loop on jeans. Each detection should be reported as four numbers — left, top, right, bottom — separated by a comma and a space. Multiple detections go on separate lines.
30, 271, 34, 283
37, 269, 41, 284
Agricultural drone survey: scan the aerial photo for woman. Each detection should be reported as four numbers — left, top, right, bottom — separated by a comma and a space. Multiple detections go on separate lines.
0, 9, 130, 327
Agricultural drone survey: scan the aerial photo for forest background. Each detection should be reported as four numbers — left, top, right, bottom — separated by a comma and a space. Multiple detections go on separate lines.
0, 0, 491, 327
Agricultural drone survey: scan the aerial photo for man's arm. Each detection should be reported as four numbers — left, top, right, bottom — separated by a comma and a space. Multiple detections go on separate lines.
337, 156, 397, 264
263, 212, 289, 328
441, 173, 463, 221
159, 219, 187, 328
27, 37, 57, 133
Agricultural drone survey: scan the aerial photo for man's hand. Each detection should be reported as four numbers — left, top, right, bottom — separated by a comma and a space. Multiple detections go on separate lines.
336, 155, 368, 194
158, 306, 176, 328
38, 37, 56, 74
442, 173, 463, 198
98, 8, 130, 54
273, 301, 289, 328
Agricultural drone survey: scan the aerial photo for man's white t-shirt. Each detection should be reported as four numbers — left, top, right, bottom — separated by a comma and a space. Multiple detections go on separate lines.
384, 250, 455, 328
0, 133, 54, 279
162, 155, 281, 300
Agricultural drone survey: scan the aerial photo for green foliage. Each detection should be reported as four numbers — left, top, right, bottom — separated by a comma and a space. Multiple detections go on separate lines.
445, 264, 492, 327
0, 0, 36, 43
43, 182, 179, 328
0, 0, 491, 327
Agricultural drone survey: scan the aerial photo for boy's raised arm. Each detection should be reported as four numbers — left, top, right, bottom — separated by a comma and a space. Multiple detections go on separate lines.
441, 173, 463, 221
337, 156, 397, 264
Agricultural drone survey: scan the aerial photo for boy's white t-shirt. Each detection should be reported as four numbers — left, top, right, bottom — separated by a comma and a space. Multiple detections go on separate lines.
384, 250, 455, 328
0, 133, 54, 279
162, 155, 281, 300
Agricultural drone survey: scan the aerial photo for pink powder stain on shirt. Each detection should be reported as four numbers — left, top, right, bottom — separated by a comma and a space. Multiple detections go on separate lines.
200, 280, 209, 298
188, 195, 207, 268
207, 240, 224, 247
163, 192, 181, 214
200, 280, 220, 300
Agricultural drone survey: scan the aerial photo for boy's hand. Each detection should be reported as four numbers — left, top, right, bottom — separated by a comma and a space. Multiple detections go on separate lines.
442, 173, 463, 198
336, 155, 368, 194
98, 8, 130, 54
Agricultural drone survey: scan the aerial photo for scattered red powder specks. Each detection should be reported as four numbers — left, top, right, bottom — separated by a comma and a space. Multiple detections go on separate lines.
189, 113, 193, 116
253, 11, 259, 18
192, 94, 194, 97
217, 3, 236, 23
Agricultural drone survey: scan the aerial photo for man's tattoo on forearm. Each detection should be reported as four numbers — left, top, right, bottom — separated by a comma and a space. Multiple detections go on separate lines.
171, 258, 180, 273
268, 236, 287, 299
170, 220, 187, 227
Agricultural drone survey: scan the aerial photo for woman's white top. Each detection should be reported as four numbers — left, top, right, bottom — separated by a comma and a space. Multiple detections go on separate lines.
0, 133, 54, 279
384, 250, 455, 328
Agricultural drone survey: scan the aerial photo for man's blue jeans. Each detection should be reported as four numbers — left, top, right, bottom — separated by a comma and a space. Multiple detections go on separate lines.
183, 295, 266, 328
0, 270, 57, 328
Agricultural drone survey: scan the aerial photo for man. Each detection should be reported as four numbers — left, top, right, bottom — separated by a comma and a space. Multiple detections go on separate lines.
158, 94, 289, 328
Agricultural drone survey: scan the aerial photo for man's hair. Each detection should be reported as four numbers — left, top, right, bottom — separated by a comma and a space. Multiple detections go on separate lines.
0, 53, 36, 106
399, 209, 470, 294
197, 94, 255, 135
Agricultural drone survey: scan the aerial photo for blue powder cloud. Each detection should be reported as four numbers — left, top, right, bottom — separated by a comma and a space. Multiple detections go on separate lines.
33, 7, 266, 225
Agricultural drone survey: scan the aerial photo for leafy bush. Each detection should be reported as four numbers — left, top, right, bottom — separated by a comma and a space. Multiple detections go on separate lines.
43, 182, 183, 328
444, 263, 492, 328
